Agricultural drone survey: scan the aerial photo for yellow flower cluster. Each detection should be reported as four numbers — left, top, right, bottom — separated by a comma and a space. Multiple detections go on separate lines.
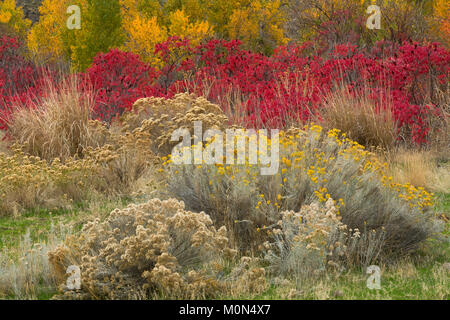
383, 179, 434, 210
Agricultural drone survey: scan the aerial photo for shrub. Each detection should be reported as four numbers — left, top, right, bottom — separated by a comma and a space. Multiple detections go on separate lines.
166, 124, 437, 260
172, 39, 449, 144
82, 122, 158, 196
77, 93, 227, 195
263, 198, 365, 278
120, 93, 228, 156
0, 36, 43, 130
0, 147, 97, 216
49, 198, 236, 299
83, 49, 161, 123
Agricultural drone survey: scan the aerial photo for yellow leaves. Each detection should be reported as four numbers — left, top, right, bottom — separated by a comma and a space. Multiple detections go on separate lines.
27, 0, 85, 63
168, 9, 212, 45
122, 9, 212, 67
0, 0, 31, 36
0, 10, 11, 23
225, 0, 287, 54
430, 0, 450, 44
120, 0, 162, 21
122, 15, 167, 66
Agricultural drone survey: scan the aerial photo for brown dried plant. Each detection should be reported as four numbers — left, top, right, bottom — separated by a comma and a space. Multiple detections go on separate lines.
49, 198, 236, 300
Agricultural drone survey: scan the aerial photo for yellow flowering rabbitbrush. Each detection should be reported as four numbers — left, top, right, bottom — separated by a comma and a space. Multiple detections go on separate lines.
167, 124, 438, 261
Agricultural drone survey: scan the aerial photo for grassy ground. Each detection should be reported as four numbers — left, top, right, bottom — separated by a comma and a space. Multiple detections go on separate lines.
234, 240, 449, 300
0, 194, 448, 300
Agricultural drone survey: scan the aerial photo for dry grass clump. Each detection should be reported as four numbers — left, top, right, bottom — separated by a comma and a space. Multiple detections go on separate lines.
3, 92, 228, 200
6, 77, 102, 162
0, 147, 98, 216
0, 130, 8, 154
48, 198, 237, 300
423, 81, 450, 152
83, 122, 159, 195
319, 84, 397, 150
166, 124, 438, 262
386, 148, 450, 193
226, 256, 268, 297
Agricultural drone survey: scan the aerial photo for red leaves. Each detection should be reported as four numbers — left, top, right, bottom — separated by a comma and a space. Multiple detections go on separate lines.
1, 36, 448, 145
0, 36, 45, 130
82, 49, 162, 123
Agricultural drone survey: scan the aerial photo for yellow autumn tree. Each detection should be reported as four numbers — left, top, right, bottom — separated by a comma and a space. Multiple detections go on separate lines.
0, 0, 31, 38
226, 0, 288, 54
164, 0, 208, 24
122, 15, 167, 65
27, 0, 86, 63
430, 0, 449, 46
164, 0, 245, 37
121, 6, 212, 67
120, 0, 164, 22
28, 0, 125, 70
167, 9, 212, 45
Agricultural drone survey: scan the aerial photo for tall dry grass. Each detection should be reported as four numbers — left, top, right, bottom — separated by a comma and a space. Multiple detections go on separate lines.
386, 148, 450, 193
319, 84, 398, 150
426, 86, 450, 153
7, 76, 102, 162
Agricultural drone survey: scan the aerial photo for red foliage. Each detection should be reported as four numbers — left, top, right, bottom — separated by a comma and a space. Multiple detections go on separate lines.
166, 40, 449, 144
82, 49, 162, 123
0, 36, 43, 130
1, 35, 448, 145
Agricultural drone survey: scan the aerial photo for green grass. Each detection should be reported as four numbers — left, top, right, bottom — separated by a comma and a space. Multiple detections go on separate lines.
435, 193, 450, 216
230, 239, 449, 300
0, 206, 82, 251
0, 197, 134, 252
